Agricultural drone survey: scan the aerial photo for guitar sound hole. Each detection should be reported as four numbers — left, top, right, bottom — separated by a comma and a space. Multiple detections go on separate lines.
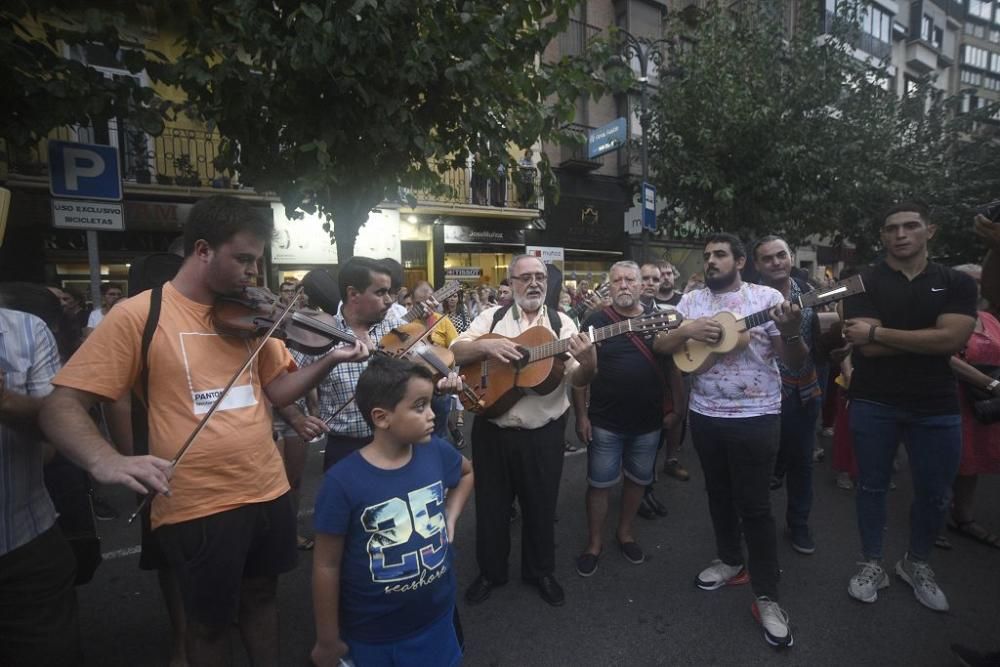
510, 347, 530, 371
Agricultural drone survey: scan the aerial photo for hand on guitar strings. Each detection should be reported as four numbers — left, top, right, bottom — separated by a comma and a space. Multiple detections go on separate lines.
435, 371, 466, 395
480, 337, 525, 363
685, 317, 725, 344
770, 301, 803, 338
567, 332, 597, 370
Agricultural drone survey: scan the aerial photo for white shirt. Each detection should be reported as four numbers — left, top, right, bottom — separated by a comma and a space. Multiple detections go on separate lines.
453, 304, 579, 429
676, 283, 783, 418
87, 308, 104, 328
387, 303, 408, 321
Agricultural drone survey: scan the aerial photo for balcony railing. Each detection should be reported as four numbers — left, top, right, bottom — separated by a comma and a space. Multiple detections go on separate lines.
1, 120, 235, 188
558, 123, 606, 171
822, 10, 893, 60
558, 19, 601, 59
408, 159, 540, 209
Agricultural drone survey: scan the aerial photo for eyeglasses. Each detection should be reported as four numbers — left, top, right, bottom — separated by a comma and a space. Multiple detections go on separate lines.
511, 273, 548, 284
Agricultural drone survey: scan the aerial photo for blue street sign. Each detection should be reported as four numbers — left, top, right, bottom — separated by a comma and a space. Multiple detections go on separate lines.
48, 140, 123, 201
642, 182, 656, 231
588, 118, 627, 159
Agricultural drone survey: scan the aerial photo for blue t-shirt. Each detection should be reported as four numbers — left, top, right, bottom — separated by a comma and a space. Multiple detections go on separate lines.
314, 436, 463, 643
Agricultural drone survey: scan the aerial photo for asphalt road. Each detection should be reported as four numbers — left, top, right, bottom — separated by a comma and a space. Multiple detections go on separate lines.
78, 420, 1000, 666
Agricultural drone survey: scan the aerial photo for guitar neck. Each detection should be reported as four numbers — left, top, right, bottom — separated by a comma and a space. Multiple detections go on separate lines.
525, 318, 640, 362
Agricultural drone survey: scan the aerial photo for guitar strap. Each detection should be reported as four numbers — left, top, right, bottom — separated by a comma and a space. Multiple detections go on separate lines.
489, 303, 562, 336
601, 306, 673, 412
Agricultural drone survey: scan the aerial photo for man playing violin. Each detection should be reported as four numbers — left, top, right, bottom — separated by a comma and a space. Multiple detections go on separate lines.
292, 256, 403, 472
452, 254, 597, 608
410, 280, 461, 441
40, 195, 368, 667
652, 233, 806, 649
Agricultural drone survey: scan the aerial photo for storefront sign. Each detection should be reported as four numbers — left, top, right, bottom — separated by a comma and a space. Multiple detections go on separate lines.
444, 267, 483, 280
526, 246, 564, 264
444, 224, 525, 246
124, 201, 192, 230
51, 199, 125, 231
272, 204, 400, 264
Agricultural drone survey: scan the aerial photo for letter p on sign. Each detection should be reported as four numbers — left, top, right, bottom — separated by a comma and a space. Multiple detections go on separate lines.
48, 140, 123, 201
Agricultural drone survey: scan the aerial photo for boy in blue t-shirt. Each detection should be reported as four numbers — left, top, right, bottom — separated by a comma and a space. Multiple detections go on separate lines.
311, 356, 474, 667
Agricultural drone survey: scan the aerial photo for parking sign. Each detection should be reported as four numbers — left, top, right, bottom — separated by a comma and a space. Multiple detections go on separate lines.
48, 140, 123, 201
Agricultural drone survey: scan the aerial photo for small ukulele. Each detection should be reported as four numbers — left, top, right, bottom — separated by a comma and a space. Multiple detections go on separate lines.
460, 309, 683, 417
673, 274, 866, 374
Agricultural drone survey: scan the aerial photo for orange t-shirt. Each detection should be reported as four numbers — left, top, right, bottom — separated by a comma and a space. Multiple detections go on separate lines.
53, 282, 294, 529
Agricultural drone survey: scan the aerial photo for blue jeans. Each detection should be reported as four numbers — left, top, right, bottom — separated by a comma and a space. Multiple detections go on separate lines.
848, 400, 961, 561
587, 426, 661, 488
777, 394, 821, 531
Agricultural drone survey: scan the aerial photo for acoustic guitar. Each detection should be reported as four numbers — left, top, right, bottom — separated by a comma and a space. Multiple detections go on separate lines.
673, 274, 866, 374
460, 309, 683, 417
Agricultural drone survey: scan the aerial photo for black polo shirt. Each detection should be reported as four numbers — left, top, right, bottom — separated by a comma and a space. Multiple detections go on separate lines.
844, 260, 977, 414
583, 304, 665, 434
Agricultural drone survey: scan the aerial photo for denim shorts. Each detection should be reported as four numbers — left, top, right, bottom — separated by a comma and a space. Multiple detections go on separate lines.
345, 605, 461, 667
587, 426, 662, 488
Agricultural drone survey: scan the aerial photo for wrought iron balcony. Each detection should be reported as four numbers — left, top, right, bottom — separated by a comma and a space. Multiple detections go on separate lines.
407, 159, 541, 210
1, 120, 238, 189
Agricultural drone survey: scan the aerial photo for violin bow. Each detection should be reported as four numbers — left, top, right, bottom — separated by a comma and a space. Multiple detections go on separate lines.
128, 287, 305, 524
319, 307, 445, 428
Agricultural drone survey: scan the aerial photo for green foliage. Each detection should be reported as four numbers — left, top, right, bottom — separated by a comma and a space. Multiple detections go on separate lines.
160, 0, 613, 260
646, 0, 1000, 264
0, 2, 167, 148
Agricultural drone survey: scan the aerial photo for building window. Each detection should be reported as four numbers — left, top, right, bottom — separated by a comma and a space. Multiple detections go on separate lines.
933, 27, 944, 49
969, 0, 993, 22
961, 68, 984, 85
991, 28, 1000, 42
964, 44, 990, 69
921, 15, 933, 42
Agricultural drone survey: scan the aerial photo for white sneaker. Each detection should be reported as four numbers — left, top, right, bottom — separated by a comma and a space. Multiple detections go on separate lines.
848, 561, 889, 603
836, 472, 853, 490
695, 559, 749, 590
821, 426, 834, 437
752, 596, 793, 648
896, 553, 949, 612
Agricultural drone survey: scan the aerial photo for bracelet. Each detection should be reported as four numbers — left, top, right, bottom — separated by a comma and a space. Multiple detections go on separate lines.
868, 324, 878, 344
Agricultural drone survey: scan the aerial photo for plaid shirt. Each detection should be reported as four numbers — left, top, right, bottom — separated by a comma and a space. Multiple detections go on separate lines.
1, 309, 60, 556
291, 313, 403, 438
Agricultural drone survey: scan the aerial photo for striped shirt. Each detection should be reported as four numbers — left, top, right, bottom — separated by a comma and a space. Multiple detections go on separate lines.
291, 313, 403, 438
0, 308, 60, 556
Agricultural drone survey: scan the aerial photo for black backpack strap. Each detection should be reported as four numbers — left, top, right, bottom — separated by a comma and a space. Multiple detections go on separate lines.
131, 286, 162, 457
546, 306, 562, 336
488, 304, 513, 333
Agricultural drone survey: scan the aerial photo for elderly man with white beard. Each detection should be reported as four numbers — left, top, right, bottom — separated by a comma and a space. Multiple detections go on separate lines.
452, 254, 597, 608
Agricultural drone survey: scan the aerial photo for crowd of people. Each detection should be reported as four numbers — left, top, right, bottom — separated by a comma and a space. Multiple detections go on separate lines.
2, 194, 999, 666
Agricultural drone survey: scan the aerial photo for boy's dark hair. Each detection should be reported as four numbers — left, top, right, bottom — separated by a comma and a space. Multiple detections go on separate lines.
62, 285, 86, 306
100, 282, 122, 295
499, 278, 510, 288
338, 257, 392, 299
356, 355, 435, 429
183, 195, 274, 257
704, 233, 746, 261
882, 200, 931, 225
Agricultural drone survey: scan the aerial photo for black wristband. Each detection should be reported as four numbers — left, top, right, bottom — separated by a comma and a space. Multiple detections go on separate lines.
868, 324, 878, 344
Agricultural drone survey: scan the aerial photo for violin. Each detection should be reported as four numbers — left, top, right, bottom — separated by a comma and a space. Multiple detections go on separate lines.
213, 287, 358, 355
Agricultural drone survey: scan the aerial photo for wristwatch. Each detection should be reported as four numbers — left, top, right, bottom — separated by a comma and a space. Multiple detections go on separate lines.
782, 335, 802, 344
987, 379, 1000, 393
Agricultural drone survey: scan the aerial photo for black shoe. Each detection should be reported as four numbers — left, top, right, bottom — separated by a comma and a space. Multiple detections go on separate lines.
644, 490, 668, 517
534, 575, 565, 606
91, 494, 119, 521
637, 497, 658, 520
576, 551, 600, 577
465, 575, 502, 605
769, 475, 783, 491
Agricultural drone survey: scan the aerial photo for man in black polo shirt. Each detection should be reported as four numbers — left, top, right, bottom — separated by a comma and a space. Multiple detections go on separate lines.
842, 201, 977, 612
572, 261, 679, 575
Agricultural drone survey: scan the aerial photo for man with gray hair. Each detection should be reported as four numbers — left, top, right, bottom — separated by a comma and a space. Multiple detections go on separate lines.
572, 261, 680, 576
453, 254, 597, 607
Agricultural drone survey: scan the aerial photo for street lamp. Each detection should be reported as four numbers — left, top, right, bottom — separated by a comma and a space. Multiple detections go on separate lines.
617, 29, 670, 263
